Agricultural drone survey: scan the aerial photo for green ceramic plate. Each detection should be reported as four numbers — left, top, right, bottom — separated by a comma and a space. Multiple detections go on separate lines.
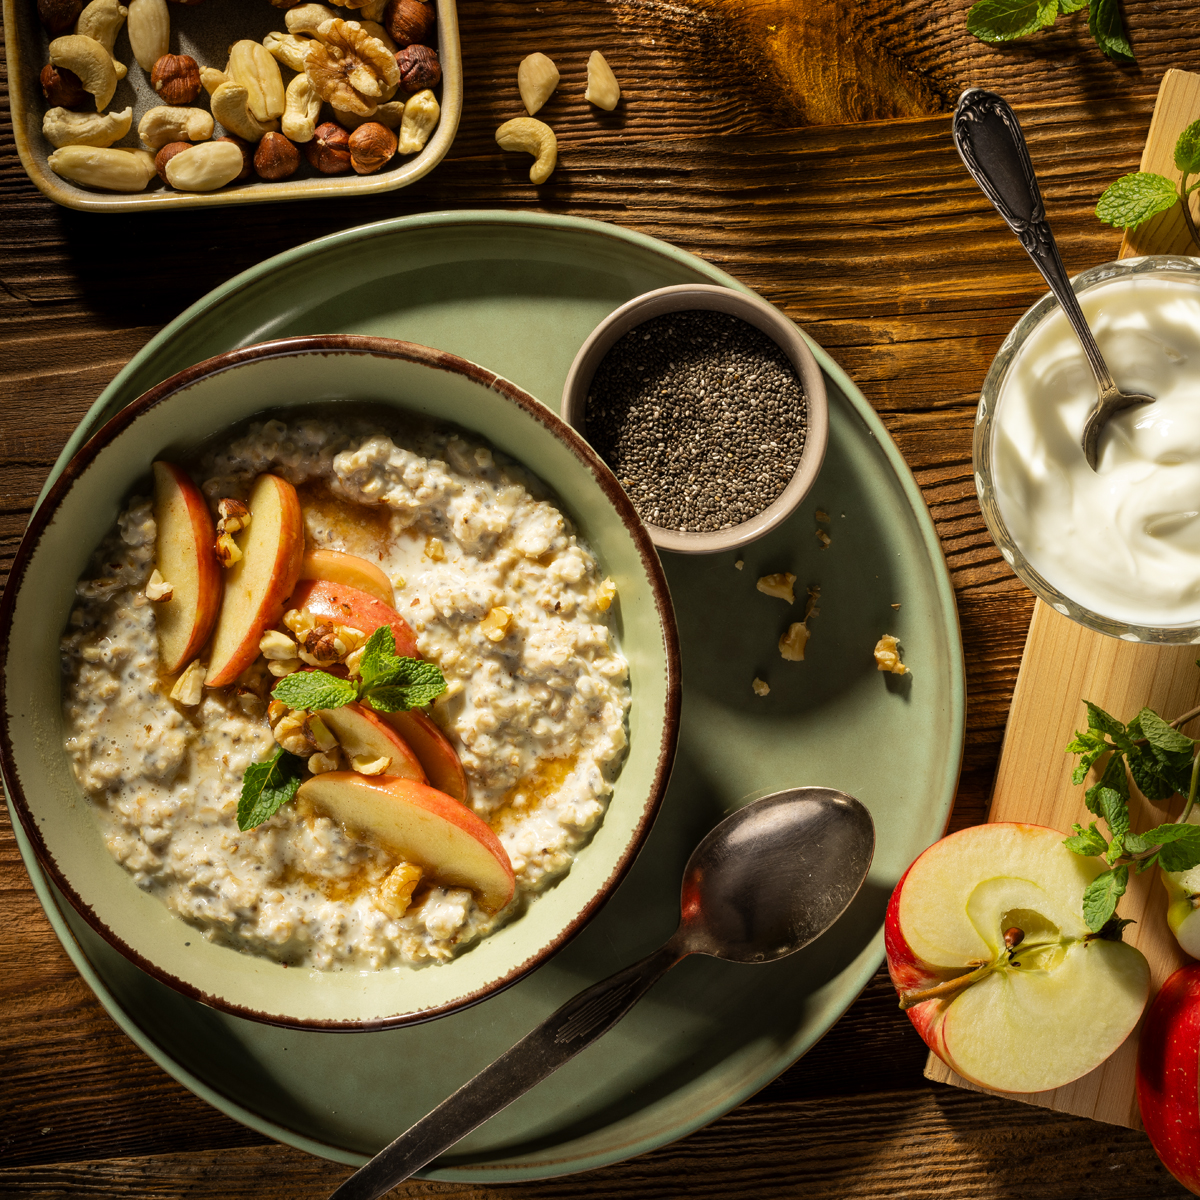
14, 211, 964, 1181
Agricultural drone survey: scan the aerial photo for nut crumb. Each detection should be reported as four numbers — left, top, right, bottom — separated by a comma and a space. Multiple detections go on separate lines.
891, 602, 901, 610
778, 622, 809, 661
595, 577, 617, 611
480, 606, 513, 642
815, 509, 830, 523
756, 572, 795, 603
145, 569, 173, 602
816, 529, 832, 549
874, 634, 908, 676
752, 677, 770, 696
734, 558, 744, 571
425, 536, 445, 561
169, 659, 205, 706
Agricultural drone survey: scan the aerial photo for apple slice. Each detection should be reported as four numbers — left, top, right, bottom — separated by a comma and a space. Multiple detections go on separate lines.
1137, 962, 1200, 1196
298, 773, 514, 912
1164, 862, 1200, 958
382, 709, 468, 803
205, 474, 304, 688
318, 702, 426, 782
151, 461, 222, 674
885, 822, 1150, 1093
301, 548, 395, 608
288, 578, 419, 659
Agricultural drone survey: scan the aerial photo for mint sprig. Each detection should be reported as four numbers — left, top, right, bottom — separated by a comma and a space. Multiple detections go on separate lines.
1096, 120, 1200, 250
238, 745, 304, 831
965, 0, 1133, 61
271, 625, 446, 715
1063, 696, 1200, 929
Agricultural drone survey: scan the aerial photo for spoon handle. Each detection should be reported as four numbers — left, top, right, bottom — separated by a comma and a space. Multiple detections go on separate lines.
952, 88, 1117, 395
327, 941, 682, 1200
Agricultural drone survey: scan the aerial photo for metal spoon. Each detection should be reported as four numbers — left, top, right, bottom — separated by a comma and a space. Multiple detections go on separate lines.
329, 786, 875, 1200
952, 88, 1155, 470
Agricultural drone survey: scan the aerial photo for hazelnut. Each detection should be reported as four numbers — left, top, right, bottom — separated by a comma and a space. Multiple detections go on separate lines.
154, 141, 192, 184
384, 0, 435, 47
151, 54, 202, 105
215, 136, 253, 181
37, 0, 82, 35
304, 122, 352, 174
395, 44, 440, 95
255, 132, 301, 180
348, 122, 397, 174
40, 63, 88, 110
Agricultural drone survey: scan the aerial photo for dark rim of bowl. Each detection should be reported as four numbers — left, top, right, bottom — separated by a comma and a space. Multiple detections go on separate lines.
0, 334, 682, 1032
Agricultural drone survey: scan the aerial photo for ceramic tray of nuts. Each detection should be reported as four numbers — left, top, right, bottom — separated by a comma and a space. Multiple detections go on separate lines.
5, 0, 461, 210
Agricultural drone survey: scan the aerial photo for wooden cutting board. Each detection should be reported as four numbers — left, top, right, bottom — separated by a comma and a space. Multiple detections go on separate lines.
923, 68, 1200, 1128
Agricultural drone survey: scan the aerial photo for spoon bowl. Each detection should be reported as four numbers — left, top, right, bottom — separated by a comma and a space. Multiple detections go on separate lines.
331, 786, 875, 1200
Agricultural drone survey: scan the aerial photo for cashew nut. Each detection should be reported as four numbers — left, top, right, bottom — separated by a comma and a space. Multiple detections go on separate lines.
517, 52, 559, 116
199, 66, 229, 95
284, 3, 337, 35
138, 104, 214, 150
163, 140, 245, 192
210, 80, 279, 142
585, 50, 621, 111
47, 146, 155, 191
48, 35, 117, 110
226, 39, 286, 122
398, 88, 439, 155
372, 100, 406, 130
495, 116, 556, 184
263, 31, 315, 75
75, 0, 128, 79
43, 104, 132, 148
126, 0, 169, 72
282, 72, 322, 143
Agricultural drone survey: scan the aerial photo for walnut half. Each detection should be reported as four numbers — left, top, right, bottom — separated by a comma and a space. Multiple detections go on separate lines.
305, 19, 399, 117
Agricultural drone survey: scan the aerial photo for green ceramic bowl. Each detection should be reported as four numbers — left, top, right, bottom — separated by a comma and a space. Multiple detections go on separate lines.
0, 336, 680, 1030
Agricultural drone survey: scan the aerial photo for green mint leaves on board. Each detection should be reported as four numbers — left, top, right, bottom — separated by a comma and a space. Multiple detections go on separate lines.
966, 0, 1132, 60
1063, 697, 1200, 930
238, 745, 303, 831
271, 626, 446, 715
1096, 120, 1200, 251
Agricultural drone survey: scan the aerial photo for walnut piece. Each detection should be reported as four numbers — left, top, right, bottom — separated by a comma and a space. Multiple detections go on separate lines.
305, 18, 399, 117
874, 634, 909, 676
751, 677, 770, 697
756, 572, 795, 604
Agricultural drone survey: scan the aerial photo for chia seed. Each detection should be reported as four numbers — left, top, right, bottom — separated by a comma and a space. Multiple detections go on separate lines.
583, 310, 807, 532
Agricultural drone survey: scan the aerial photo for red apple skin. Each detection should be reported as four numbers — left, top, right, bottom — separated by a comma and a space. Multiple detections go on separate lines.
152, 461, 222, 673
206, 474, 305, 688
301, 548, 395, 607
1138, 963, 1200, 1195
382, 708, 468, 804
287, 578, 419, 659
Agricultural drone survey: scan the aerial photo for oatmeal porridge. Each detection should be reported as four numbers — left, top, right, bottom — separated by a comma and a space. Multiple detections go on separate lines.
60, 414, 631, 970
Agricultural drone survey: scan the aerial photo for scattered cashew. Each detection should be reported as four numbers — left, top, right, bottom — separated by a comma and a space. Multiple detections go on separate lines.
495, 116, 556, 184
226, 39, 286, 122
47, 145, 155, 191
125, 0, 169, 72
585, 50, 621, 111
138, 104, 213, 150
43, 105, 132, 148
210, 80, 279, 142
48, 35, 117, 110
75, 0, 128, 79
397, 88, 439, 155
262, 31, 315, 75
282, 72, 322, 142
517, 52, 558, 116
163, 140, 245, 191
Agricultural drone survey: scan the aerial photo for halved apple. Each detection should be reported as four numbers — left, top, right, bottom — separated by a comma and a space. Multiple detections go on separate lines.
1164, 863, 1200, 959
205, 474, 304, 688
151, 461, 222, 674
287, 578, 419, 659
318, 702, 426, 782
301, 548, 395, 607
298, 773, 514, 912
382, 709, 468, 803
885, 822, 1150, 1093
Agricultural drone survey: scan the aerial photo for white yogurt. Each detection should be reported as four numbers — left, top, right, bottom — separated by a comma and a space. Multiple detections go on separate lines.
991, 273, 1200, 627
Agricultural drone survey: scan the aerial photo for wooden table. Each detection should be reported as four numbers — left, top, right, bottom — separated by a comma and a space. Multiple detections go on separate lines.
2, 1, 1198, 1195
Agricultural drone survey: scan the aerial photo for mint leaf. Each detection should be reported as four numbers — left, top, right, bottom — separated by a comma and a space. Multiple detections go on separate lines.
1128, 744, 1178, 801
1086, 702, 1126, 740
1068, 728, 1111, 784
1082, 866, 1129, 932
1095, 786, 1130, 841
272, 670, 359, 712
1058, 0, 1086, 10
967, 0, 1057, 41
1096, 173, 1177, 229
357, 625, 398, 690
1065, 821, 1108, 857
1138, 708, 1195, 754
1174, 120, 1200, 175
363, 658, 447, 713
1086, 753, 1128, 814
1087, 0, 1134, 59
238, 745, 303, 831
1147, 823, 1200, 873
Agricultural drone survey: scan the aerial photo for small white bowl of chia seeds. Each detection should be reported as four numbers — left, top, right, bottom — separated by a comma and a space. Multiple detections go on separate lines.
561, 284, 828, 553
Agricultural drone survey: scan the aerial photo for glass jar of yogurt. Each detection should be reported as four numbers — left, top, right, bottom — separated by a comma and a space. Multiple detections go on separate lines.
975, 255, 1200, 643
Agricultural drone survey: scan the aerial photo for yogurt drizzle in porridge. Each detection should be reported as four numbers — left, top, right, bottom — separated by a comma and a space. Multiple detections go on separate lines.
60, 417, 630, 970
